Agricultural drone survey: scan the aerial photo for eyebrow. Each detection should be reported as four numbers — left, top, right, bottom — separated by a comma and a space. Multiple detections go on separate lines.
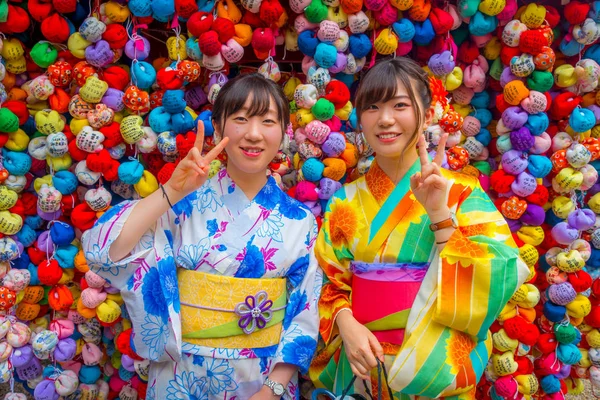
390, 95, 411, 101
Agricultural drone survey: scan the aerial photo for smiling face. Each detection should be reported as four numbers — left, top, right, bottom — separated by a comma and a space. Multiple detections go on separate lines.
216, 95, 283, 176
355, 58, 433, 162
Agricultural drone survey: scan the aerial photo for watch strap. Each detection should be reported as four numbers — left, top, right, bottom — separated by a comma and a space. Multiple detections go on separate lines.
429, 214, 456, 231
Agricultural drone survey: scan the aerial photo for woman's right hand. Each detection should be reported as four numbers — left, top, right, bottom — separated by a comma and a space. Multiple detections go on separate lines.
336, 310, 384, 381
163, 121, 229, 202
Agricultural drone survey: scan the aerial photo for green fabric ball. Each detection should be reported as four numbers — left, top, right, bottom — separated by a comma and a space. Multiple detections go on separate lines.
489, 57, 503, 81
0, 0, 8, 23
312, 98, 335, 121
450, 24, 469, 47
457, 0, 480, 18
0, 108, 19, 133
527, 70, 554, 93
554, 323, 577, 344
305, 0, 328, 24
472, 161, 491, 176
30, 42, 58, 68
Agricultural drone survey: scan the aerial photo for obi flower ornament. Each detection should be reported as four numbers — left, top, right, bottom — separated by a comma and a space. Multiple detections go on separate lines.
234, 290, 284, 334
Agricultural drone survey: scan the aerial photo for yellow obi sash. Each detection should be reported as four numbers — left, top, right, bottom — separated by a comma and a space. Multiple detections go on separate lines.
178, 269, 287, 349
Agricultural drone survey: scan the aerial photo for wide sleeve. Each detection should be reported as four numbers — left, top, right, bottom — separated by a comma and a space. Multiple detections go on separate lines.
433, 177, 530, 341
81, 199, 180, 290
313, 194, 355, 345
273, 216, 323, 375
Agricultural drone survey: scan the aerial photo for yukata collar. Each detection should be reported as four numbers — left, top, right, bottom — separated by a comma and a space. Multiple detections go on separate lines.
365, 158, 421, 205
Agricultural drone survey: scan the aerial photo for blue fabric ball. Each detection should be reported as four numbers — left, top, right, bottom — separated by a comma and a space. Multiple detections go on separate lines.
197, 110, 215, 137
171, 110, 196, 134
302, 158, 325, 182
528, 155, 552, 178
118, 159, 145, 185
540, 375, 561, 394
543, 301, 566, 323
149, 106, 173, 133
79, 366, 102, 385
298, 30, 319, 57
314, 43, 338, 69
413, 19, 435, 46
525, 113, 549, 136
53, 170, 78, 195
471, 91, 491, 109
475, 128, 491, 146
471, 108, 492, 127
468, 11, 498, 36
50, 221, 75, 246
131, 61, 156, 90
162, 90, 187, 114
392, 18, 415, 43
15, 225, 37, 247
349, 34, 371, 59
55, 245, 79, 269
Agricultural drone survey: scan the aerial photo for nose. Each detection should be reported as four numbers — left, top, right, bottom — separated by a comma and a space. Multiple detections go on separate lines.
377, 106, 395, 128
244, 119, 263, 141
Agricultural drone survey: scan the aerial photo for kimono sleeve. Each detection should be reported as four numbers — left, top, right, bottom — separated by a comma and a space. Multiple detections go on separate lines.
433, 177, 530, 341
81, 199, 179, 290
273, 216, 323, 375
314, 193, 355, 345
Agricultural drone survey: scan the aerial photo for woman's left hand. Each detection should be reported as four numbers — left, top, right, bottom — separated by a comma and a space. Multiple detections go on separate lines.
410, 133, 450, 215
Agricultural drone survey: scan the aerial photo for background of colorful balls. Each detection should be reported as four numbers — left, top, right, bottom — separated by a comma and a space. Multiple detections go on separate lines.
3, 0, 600, 398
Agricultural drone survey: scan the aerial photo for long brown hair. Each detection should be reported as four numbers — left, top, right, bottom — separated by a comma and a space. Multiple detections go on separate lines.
354, 58, 432, 160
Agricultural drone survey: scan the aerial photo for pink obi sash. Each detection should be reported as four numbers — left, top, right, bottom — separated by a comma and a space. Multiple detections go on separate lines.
350, 262, 430, 346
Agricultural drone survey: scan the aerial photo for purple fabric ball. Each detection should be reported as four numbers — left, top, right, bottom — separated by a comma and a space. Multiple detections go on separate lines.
510, 126, 535, 151
520, 203, 546, 226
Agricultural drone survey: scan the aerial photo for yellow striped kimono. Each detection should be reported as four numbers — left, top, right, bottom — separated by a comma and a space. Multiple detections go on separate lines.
308, 159, 529, 399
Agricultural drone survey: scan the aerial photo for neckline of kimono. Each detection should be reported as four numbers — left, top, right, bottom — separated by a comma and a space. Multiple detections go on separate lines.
224, 166, 273, 202
222, 168, 278, 203
366, 157, 422, 205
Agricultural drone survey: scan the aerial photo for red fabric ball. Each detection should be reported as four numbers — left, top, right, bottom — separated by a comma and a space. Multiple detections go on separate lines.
102, 66, 130, 91
0, 133, 8, 148
68, 140, 91, 162
545, 6, 560, 28
86, 149, 114, 173
28, 246, 46, 266
564, 0, 590, 25
0, 5, 30, 34
103, 24, 129, 49
187, 12, 214, 37
3, 101, 29, 126
259, 0, 284, 25
157, 162, 176, 184
142, 153, 166, 176
38, 259, 64, 286
490, 169, 516, 194
52, 0, 77, 14
176, 132, 196, 159
49, 88, 71, 114
41, 13, 69, 43
536, 332, 558, 354
0, 287, 17, 311
252, 28, 275, 54
429, 7, 453, 35
212, 17, 236, 43
198, 30, 222, 57
20, 192, 38, 216
549, 92, 581, 121
585, 305, 600, 328
242, 11, 264, 28
324, 81, 351, 109
156, 68, 185, 90
100, 122, 124, 149
495, 94, 510, 114
500, 45, 521, 67
28, 0, 54, 22
116, 329, 144, 360
415, 35, 444, 62
71, 203, 97, 231
458, 41, 479, 64
175, 0, 198, 19
9, 199, 26, 220
591, 278, 600, 300
568, 270, 592, 293
514, 355, 534, 375
488, 78, 503, 93
60, 193, 80, 217
526, 185, 549, 206
519, 30, 548, 55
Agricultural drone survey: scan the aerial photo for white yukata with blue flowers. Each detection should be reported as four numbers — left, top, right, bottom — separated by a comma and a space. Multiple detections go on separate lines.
82, 169, 323, 400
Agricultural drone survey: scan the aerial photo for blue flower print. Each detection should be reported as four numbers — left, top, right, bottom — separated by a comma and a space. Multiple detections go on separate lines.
166, 371, 209, 400
196, 184, 223, 214
158, 257, 180, 313
253, 177, 281, 209
205, 359, 239, 394
283, 291, 308, 330
257, 209, 285, 242
207, 219, 218, 237
287, 254, 310, 288
142, 268, 168, 322
192, 355, 204, 367
235, 238, 265, 278
278, 195, 308, 220
97, 202, 129, 225
282, 335, 317, 373
172, 190, 198, 219
141, 314, 169, 361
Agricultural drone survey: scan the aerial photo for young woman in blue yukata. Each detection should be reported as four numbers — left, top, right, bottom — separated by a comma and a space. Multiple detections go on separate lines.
83, 73, 323, 400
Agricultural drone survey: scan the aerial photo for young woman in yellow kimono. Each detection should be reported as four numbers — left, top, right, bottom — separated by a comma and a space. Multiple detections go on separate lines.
308, 58, 529, 399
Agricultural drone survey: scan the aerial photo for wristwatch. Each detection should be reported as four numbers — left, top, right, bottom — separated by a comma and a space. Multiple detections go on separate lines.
264, 377, 286, 397
429, 212, 458, 231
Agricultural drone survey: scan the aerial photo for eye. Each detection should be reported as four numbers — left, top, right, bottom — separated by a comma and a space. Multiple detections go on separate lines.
367, 104, 378, 110
234, 116, 247, 122
263, 119, 276, 124
394, 102, 410, 108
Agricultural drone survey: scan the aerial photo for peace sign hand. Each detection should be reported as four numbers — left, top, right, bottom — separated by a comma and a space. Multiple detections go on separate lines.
163, 121, 229, 203
409, 133, 449, 216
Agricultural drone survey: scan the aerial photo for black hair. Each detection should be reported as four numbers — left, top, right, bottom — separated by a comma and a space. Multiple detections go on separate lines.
211, 73, 290, 138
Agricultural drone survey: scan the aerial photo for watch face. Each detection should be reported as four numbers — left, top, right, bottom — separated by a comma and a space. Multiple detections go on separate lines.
273, 383, 285, 396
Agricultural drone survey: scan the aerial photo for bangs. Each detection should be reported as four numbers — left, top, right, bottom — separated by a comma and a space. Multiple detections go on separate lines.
357, 63, 402, 107
212, 73, 289, 130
